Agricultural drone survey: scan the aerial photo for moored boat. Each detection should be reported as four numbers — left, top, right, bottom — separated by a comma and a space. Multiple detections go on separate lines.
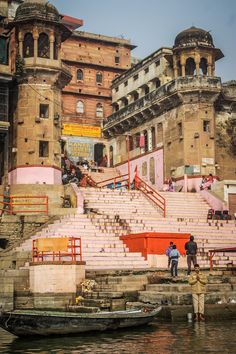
0, 307, 161, 337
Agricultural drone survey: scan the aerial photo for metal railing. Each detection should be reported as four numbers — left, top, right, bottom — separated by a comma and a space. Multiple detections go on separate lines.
82, 173, 129, 189
32, 237, 82, 263
0, 194, 48, 215
134, 176, 166, 217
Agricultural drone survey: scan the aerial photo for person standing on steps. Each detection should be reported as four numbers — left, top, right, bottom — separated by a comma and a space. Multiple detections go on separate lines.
188, 264, 208, 321
166, 241, 173, 268
185, 235, 197, 275
169, 244, 180, 278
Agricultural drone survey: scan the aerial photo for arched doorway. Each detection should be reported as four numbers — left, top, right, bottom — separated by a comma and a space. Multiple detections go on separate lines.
94, 143, 104, 166
185, 57, 196, 76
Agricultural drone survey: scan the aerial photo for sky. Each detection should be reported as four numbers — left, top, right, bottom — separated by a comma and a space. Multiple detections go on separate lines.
52, 0, 236, 82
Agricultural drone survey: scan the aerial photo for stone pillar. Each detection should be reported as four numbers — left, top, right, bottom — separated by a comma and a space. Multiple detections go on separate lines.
18, 32, 23, 57
33, 27, 39, 60
105, 143, 110, 167
49, 33, 55, 60
207, 64, 212, 76
180, 56, 185, 77
173, 55, 178, 78
147, 128, 152, 151
127, 94, 132, 104
195, 59, 200, 76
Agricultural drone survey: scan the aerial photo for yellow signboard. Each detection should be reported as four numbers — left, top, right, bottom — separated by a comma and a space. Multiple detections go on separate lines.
62, 124, 101, 138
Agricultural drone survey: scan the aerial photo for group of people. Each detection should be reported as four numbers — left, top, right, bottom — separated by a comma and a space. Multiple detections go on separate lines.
200, 173, 214, 190
61, 157, 86, 185
166, 235, 207, 321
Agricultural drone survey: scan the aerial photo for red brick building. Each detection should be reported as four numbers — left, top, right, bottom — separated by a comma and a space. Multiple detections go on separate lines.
61, 17, 135, 165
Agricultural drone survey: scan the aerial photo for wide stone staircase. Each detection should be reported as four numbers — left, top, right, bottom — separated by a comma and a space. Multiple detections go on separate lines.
14, 188, 160, 270
3, 185, 236, 271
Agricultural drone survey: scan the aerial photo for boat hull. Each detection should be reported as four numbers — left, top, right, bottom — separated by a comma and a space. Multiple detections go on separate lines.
0, 308, 161, 337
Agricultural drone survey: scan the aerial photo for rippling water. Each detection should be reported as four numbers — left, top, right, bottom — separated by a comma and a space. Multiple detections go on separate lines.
0, 320, 235, 354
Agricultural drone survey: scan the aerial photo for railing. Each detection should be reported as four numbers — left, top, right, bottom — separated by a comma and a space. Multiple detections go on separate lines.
209, 247, 236, 271
0, 194, 48, 215
81, 173, 129, 189
32, 237, 82, 263
104, 76, 221, 129
134, 176, 166, 217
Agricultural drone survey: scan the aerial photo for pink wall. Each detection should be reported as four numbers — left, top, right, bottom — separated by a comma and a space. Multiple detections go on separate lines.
200, 189, 226, 211
9, 167, 62, 185
116, 149, 163, 189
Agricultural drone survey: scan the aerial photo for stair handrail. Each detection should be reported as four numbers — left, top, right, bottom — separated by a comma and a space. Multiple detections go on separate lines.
96, 173, 129, 189
81, 174, 99, 188
134, 176, 166, 217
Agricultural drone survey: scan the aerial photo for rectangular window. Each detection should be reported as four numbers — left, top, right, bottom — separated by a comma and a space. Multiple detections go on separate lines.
39, 141, 49, 157
133, 74, 139, 81
115, 87, 119, 92
115, 56, 120, 64
0, 37, 8, 65
124, 81, 128, 87
155, 60, 160, 66
203, 120, 210, 132
144, 67, 149, 74
39, 104, 49, 118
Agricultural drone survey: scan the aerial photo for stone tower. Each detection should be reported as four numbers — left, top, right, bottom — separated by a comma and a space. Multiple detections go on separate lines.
9, 0, 71, 184
165, 26, 224, 180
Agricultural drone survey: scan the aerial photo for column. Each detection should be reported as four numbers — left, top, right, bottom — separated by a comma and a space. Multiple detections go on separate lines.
207, 56, 213, 76
49, 33, 55, 60
33, 27, 39, 60
147, 128, 152, 151
18, 32, 23, 57
173, 56, 178, 78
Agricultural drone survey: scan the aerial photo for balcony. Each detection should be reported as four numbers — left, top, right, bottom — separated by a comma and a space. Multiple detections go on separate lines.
103, 76, 222, 136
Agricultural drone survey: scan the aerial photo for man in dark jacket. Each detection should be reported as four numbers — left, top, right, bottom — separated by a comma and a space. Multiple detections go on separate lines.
185, 235, 197, 275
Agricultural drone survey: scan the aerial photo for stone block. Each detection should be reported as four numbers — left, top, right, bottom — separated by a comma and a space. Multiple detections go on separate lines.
110, 298, 126, 311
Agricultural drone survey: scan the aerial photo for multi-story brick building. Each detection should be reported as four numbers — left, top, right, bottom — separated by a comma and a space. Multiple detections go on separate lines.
103, 27, 236, 192
61, 26, 135, 165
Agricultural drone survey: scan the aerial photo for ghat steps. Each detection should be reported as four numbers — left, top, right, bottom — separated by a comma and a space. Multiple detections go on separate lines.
3, 187, 236, 271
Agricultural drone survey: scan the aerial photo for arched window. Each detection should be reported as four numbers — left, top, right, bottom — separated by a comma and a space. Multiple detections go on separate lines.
53, 36, 59, 60
144, 130, 148, 152
77, 69, 83, 81
38, 33, 50, 58
113, 102, 119, 112
23, 33, 34, 58
157, 123, 163, 144
96, 103, 103, 118
200, 57, 208, 76
133, 91, 139, 101
96, 72, 102, 84
185, 57, 196, 76
156, 79, 161, 89
151, 126, 156, 150
76, 100, 84, 114
144, 86, 150, 95
123, 97, 129, 106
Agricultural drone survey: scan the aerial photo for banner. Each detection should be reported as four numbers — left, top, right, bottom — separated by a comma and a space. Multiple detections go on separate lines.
62, 124, 101, 138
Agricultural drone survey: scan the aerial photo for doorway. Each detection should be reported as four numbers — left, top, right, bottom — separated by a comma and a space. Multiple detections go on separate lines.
94, 143, 104, 166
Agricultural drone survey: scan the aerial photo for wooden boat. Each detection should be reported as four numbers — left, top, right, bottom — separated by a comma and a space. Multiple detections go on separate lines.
0, 307, 161, 337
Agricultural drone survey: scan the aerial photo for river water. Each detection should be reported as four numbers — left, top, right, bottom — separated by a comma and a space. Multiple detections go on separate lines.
0, 320, 235, 354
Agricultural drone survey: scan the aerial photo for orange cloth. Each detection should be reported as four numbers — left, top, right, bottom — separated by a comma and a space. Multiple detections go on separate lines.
36, 238, 68, 252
